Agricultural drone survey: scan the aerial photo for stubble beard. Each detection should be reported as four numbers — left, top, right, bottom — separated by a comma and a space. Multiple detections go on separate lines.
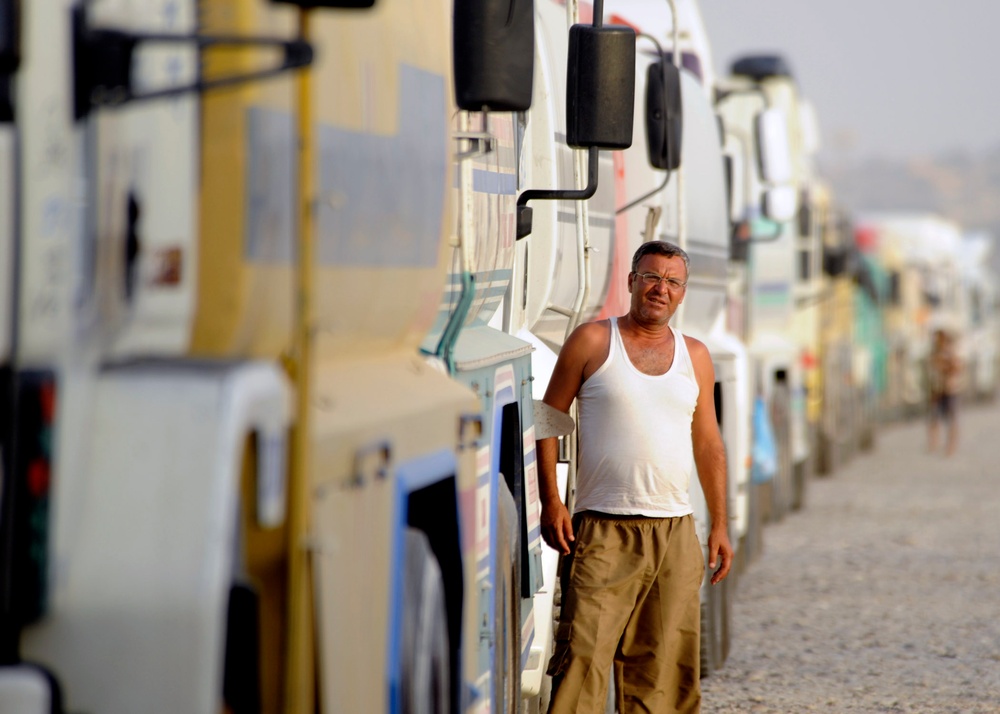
632, 293, 675, 327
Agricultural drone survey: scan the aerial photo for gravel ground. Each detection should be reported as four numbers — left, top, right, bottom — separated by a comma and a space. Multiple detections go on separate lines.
701, 401, 1000, 714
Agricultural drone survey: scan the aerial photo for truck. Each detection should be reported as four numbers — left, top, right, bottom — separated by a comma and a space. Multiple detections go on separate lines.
426, 0, 638, 710
463, 0, 751, 702
715, 54, 820, 521
0, 0, 634, 712
956, 232, 998, 402
499, 0, 639, 707
715, 63, 791, 560
510, 0, 750, 684
811, 188, 863, 474
856, 212, 967, 418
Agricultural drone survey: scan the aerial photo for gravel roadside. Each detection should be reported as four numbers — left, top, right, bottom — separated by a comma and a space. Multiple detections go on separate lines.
701, 402, 1000, 714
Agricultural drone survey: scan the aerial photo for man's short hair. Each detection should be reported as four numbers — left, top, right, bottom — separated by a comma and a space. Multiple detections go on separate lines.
630, 241, 690, 275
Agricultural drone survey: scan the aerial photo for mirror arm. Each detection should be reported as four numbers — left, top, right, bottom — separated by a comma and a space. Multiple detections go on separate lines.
747, 224, 783, 243
665, 0, 679, 67
72, 4, 314, 120
616, 170, 672, 214
516, 147, 599, 239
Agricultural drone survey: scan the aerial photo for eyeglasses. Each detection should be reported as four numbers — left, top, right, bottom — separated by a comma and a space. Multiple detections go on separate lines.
634, 272, 687, 290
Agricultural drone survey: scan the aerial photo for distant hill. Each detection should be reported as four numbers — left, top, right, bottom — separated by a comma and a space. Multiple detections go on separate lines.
821, 147, 1000, 273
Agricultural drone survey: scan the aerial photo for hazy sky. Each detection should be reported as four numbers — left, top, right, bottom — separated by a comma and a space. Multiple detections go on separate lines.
699, 0, 1000, 164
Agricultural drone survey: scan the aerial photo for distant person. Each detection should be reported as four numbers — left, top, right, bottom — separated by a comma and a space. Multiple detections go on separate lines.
538, 240, 732, 714
927, 328, 962, 456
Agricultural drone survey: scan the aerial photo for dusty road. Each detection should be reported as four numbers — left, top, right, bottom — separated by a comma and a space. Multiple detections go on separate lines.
701, 402, 1000, 713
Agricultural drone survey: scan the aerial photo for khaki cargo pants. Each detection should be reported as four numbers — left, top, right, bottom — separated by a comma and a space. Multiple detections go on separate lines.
546, 512, 704, 714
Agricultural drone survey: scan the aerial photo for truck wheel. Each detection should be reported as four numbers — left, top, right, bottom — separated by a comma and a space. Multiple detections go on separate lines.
402, 529, 450, 714
699, 574, 733, 679
699, 594, 715, 679
816, 426, 835, 476
859, 392, 877, 452
769, 382, 794, 522
717, 574, 733, 669
792, 458, 807, 512
745, 479, 765, 564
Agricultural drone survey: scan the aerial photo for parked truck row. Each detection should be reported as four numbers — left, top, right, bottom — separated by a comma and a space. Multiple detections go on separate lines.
1, 1, 997, 713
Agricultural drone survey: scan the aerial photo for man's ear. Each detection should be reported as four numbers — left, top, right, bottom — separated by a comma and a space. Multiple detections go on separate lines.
627, 272, 634, 292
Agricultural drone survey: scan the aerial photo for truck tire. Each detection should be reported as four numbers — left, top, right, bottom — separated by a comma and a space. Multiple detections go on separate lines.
816, 354, 838, 477
815, 426, 833, 476
402, 529, 450, 714
745, 478, 765, 565
699, 574, 733, 679
859, 386, 876, 453
699, 595, 714, 679
769, 382, 794, 522
792, 457, 808, 512
717, 574, 733, 669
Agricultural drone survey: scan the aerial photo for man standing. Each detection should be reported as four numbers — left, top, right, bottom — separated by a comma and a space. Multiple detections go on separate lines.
540, 241, 732, 714
927, 328, 962, 456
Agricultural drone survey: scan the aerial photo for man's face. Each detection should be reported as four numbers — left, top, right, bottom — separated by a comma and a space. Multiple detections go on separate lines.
627, 254, 688, 325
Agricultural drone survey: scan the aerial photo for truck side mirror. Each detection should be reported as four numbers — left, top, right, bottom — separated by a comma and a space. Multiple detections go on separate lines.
756, 107, 792, 184
0, 0, 19, 74
756, 107, 797, 222
454, 0, 534, 111
823, 245, 847, 277
566, 24, 635, 149
645, 59, 681, 170
516, 22, 635, 239
763, 185, 797, 223
0, 0, 14, 123
271, 0, 375, 7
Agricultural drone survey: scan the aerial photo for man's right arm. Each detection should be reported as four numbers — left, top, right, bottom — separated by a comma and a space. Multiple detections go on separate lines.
537, 435, 572, 554
537, 321, 603, 554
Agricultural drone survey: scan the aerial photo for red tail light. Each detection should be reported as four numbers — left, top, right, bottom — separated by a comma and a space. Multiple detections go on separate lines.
1, 370, 57, 627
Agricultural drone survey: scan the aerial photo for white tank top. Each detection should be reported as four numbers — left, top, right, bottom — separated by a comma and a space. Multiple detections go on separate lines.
574, 317, 700, 517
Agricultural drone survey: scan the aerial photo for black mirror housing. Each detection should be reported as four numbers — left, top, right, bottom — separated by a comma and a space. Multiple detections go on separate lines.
270, 0, 375, 8
1, 0, 20, 74
566, 24, 635, 149
645, 59, 681, 170
823, 245, 847, 277
454, 0, 534, 111
0, 76, 11, 122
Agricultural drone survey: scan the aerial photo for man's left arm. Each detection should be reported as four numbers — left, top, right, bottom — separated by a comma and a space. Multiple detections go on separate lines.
686, 337, 733, 585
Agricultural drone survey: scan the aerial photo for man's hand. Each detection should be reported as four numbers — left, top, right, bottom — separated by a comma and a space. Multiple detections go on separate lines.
540, 499, 575, 555
707, 525, 733, 585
